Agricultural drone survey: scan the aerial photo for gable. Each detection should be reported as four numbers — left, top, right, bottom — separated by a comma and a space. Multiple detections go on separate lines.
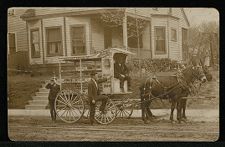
171, 8, 190, 28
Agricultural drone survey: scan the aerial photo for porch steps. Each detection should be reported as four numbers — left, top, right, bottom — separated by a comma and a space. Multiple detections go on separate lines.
25, 82, 50, 110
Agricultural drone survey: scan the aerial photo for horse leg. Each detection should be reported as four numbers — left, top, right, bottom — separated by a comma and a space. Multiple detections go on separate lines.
176, 100, 182, 124
181, 99, 187, 120
170, 99, 176, 121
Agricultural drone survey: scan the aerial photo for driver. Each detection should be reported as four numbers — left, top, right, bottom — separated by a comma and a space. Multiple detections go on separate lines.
114, 55, 131, 92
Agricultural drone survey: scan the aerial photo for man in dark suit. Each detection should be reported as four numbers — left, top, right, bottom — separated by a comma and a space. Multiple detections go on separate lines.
114, 61, 131, 92
139, 81, 155, 124
88, 71, 111, 125
45, 77, 60, 122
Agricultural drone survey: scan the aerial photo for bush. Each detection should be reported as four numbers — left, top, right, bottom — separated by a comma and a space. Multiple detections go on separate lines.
128, 58, 181, 73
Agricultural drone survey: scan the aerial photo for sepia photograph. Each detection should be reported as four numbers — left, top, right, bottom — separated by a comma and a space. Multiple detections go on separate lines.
7, 7, 219, 141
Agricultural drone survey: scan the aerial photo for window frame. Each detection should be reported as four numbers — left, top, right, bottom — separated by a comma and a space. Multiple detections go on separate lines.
30, 28, 41, 58
70, 24, 87, 56
46, 26, 63, 57
154, 26, 166, 54
171, 28, 177, 42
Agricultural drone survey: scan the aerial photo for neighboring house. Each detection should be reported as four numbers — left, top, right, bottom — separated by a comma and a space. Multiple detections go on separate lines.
8, 8, 190, 71
8, 9, 29, 70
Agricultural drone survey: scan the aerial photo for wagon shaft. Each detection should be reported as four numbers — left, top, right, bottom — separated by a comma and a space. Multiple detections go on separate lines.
181, 96, 216, 100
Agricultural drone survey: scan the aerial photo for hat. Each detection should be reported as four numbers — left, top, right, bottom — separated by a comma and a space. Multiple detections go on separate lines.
51, 77, 57, 81
90, 71, 97, 76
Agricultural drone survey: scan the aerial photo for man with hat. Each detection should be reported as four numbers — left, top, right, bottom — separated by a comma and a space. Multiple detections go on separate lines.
45, 77, 60, 122
88, 71, 111, 125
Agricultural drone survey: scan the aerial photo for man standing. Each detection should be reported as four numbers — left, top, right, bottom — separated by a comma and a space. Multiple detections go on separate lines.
139, 81, 155, 124
45, 77, 60, 122
88, 71, 111, 125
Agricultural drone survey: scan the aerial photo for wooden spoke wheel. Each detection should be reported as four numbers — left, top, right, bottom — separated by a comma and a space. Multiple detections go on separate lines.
116, 98, 134, 119
54, 90, 85, 123
94, 99, 117, 125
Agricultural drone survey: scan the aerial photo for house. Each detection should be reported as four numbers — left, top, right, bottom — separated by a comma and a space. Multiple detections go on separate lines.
8, 8, 190, 72
8, 9, 29, 70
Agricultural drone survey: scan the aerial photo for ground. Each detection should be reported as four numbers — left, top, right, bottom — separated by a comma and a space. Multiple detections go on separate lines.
8, 116, 219, 141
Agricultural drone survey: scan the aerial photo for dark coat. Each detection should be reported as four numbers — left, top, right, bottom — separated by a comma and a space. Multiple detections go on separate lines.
114, 63, 129, 78
88, 78, 107, 101
45, 83, 60, 100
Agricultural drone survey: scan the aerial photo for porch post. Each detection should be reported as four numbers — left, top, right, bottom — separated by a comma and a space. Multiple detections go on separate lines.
123, 13, 128, 50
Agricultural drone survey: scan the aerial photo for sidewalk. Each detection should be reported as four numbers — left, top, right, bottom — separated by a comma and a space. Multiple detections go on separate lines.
8, 109, 219, 122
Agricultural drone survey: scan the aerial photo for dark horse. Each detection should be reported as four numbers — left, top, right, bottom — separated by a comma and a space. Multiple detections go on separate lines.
139, 65, 207, 123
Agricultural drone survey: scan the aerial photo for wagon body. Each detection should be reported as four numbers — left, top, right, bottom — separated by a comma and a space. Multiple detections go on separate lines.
54, 48, 135, 124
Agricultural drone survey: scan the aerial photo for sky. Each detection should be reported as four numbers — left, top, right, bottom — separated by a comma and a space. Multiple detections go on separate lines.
184, 8, 219, 26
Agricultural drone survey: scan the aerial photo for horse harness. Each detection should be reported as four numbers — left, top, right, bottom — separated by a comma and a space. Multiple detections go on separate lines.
142, 71, 191, 103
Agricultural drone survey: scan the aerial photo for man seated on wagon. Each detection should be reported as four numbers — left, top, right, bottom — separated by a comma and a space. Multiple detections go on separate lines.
114, 55, 131, 92
88, 71, 111, 125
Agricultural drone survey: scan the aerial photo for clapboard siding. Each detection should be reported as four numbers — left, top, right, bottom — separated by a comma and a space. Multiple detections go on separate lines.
171, 8, 189, 28
126, 8, 169, 18
142, 22, 151, 53
27, 19, 43, 64
65, 16, 91, 56
8, 9, 28, 52
91, 18, 104, 52
171, 8, 189, 60
168, 18, 180, 60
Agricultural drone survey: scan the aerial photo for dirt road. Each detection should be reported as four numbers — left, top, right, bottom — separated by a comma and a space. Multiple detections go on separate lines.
8, 116, 219, 141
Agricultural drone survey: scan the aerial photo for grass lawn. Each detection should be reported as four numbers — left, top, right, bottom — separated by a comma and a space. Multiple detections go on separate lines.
8, 74, 50, 109
7, 69, 218, 109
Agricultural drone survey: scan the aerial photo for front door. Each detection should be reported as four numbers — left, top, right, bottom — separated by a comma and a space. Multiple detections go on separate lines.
104, 27, 112, 49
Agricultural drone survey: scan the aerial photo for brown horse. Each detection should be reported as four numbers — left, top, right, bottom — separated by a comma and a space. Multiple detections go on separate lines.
139, 65, 207, 123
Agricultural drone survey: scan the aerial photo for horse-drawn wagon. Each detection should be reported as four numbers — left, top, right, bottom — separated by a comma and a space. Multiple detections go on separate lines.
53, 47, 215, 125
54, 48, 135, 124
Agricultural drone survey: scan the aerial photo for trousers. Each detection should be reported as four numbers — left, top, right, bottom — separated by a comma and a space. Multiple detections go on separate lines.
115, 74, 131, 89
89, 95, 108, 124
49, 99, 56, 121
140, 94, 153, 122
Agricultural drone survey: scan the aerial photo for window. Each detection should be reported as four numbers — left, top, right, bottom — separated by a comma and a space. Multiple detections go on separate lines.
8, 33, 16, 54
71, 25, 86, 55
155, 27, 166, 54
171, 29, 177, 41
30, 29, 40, 58
46, 27, 63, 56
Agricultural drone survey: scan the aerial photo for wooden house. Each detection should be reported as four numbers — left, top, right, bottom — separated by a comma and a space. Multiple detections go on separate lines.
8, 8, 190, 72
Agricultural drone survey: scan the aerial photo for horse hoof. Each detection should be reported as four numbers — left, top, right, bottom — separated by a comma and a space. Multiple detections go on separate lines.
170, 120, 175, 124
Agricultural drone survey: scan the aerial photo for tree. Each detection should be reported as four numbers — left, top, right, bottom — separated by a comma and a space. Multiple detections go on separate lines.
188, 21, 219, 66
99, 8, 147, 76
99, 9, 147, 41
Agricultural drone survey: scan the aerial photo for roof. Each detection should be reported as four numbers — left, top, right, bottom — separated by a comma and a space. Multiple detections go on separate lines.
181, 8, 190, 27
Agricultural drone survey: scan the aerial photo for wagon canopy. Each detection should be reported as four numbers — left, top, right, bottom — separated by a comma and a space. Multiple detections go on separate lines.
58, 48, 135, 62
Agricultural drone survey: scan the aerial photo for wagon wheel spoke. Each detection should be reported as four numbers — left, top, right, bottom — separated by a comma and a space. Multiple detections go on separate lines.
55, 90, 84, 123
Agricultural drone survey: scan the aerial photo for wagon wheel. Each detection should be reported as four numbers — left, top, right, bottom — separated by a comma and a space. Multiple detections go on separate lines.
94, 99, 117, 125
116, 98, 134, 119
54, 90, 85, 123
